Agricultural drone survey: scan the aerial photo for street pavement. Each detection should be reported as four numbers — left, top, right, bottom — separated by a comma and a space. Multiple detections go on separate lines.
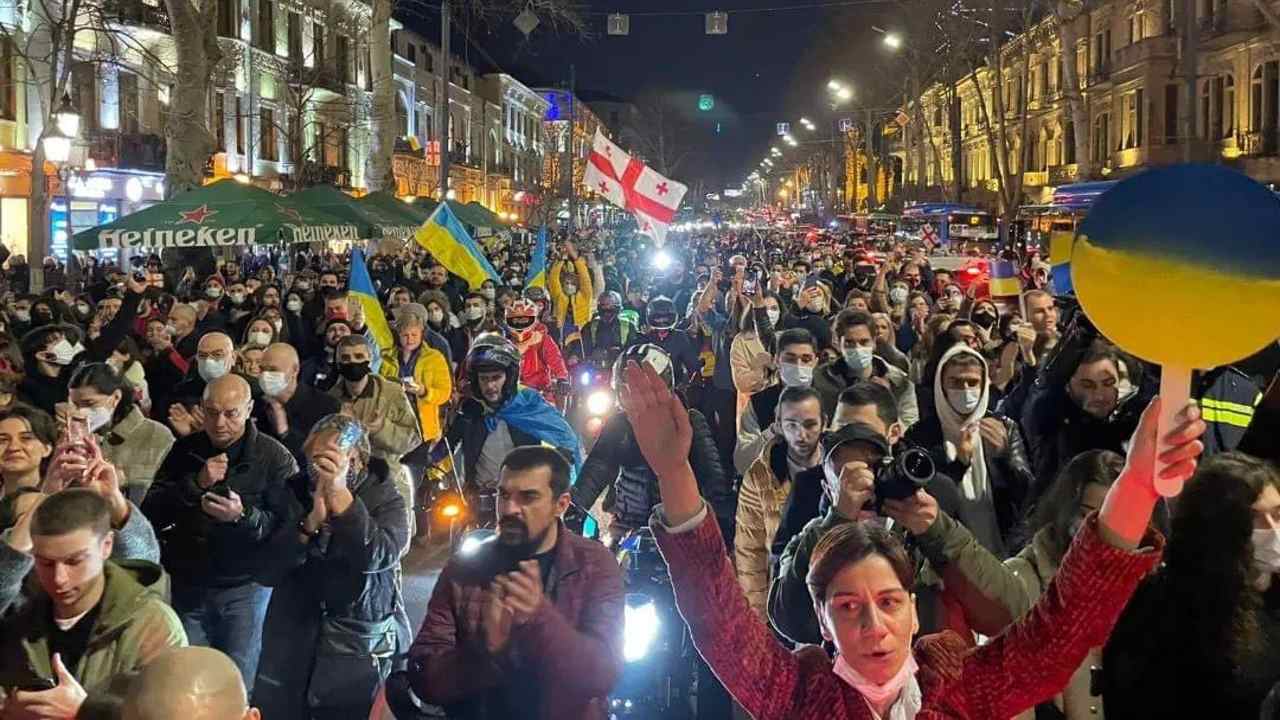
402, 539, 452, 631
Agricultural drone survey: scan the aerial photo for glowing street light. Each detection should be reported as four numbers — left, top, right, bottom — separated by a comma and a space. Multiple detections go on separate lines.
883, 32, 903, 49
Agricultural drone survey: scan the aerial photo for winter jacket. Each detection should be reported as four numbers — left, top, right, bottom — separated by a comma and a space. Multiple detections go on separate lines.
409, 523, 624, 720
253, 458, 409, 719
100, 406, 175, 504
735, 437, 796, 618
914, 511, 1101, 720
330, 375, 422, 539
379, 342, 452, 442
0, 507, 183, 711
515, 324, 569, 395
905, 413, 1036, 557
730, 329, 774, 399
659, 507, 1161, 720
573, 409, 733, 537
548, 257, 594, 331
639, 328, 704, 387
142, 424, 299, 588
251, 382, 342, 468
443, 398, 542, 489
812, 355, 920, 429
734, 382, 784, 475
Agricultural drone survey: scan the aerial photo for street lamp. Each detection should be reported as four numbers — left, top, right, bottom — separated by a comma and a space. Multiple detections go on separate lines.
883, 32, 903, 50
54, 93, 80, 139
43, 96, 81, 272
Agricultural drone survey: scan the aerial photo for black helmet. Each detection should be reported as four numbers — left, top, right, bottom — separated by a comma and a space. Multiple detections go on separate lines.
466, 333, 522, 405
611, 343, 674, 393
597, 291, 622, 312
645, 296, 678, 330
522, 285, 549, 304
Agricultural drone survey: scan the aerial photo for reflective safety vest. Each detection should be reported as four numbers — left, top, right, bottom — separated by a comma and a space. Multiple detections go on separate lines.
1194, 367, 1262, 457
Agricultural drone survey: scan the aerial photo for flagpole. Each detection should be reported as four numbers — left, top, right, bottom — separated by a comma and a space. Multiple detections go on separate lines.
568, 63, 576, 234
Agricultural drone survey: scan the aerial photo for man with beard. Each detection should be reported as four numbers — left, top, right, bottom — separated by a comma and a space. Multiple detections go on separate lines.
409, 445, 624, 720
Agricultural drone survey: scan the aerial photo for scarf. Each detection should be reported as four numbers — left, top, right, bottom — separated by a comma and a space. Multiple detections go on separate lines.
933, 344, 1002, 552
485, 388, 584, 471
833, 653, 922, 719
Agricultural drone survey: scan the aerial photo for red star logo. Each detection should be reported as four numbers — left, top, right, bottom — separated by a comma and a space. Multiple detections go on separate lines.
275, 204, 305, 223
597, 181, 609, 194
178, 204, 217, 225
656, 182, 669, 196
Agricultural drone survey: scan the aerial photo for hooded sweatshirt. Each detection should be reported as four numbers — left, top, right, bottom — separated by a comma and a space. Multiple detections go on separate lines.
932, 344, 1003, 556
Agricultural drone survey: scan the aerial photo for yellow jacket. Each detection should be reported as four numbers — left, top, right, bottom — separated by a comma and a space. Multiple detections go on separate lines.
548, 257, 594, 329
380, 343, 453, 442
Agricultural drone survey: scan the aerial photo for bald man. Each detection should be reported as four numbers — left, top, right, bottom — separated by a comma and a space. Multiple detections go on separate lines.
167, 304, 200, 358
165, 331, 236, 434
142, 374, 298, 692
252, 343, 340, 466
121, 647, 260, 720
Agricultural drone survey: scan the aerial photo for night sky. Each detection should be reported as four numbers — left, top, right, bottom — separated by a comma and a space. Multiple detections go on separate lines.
402, 1, 903, 194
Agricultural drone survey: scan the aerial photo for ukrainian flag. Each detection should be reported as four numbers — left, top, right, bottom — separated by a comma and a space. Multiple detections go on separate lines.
1049, 230, 1075, 295
415, 201, 500, 289
525, 226, 548, 288
348, 248, 394, 354
989, 258, 1021, 297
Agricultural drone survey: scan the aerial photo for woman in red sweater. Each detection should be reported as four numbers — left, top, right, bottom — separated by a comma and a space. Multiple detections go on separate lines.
617, 361, 1205, 720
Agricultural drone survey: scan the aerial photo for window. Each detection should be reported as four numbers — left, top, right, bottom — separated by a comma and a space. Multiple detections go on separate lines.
336, 35, 349, 84
1224, 74, 1235, 137
218, 0, 238, 39
1252, 65, 1264, 131
1122, 89, 1144, 148
1166, 0, 1176, 29
288, 13, 302, 64
214, 92, 226, 149
119, 71, 139, 134
235, 96, 245, 153
1092, 30, 1112, 73
1039, 60, 1049, 99
0, 38, 12, 120
406, 42, 416, 65
1137, 88, 1145, 147
1064, 120, 1076, 163
423, 50, 433, 73
71, 62, 97, 132
1092, 112, 1110, 163
1211, 76, 1226, 139
261, 108, 277, 160
313, 23, 325, 69
256, 0, 274, 52
1129, 11, 1145, 43
314, 121, 326, 163
1165, 84, 1179, 142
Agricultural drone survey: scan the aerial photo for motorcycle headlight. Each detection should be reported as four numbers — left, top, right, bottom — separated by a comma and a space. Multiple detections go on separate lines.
579, 369, 592, 386
586, 389, 613, 416
623, 594, 660, 663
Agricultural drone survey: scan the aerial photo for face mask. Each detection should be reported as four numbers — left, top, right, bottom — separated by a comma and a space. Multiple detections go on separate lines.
766, 308, 781, 325
833, 653, 918, 708
75, 302, 90, 315
85, 405, 113, 432
13, 310, 29, 322
889, 287, 909, 305
206, 286, 223, 299
1253, 528, 1280, 574
563, 283, 578, 295
296, 281, 312, 291
259, 370, 289, 397
464, 306, 485, 321
779, 362, 813, 388
198, 357, 229, 382
599, 308, 618, 322
286, 299, 303, 312
248, 330, 272, 345
46, 338, 76, 365
842, 345, 874, 373
272, 319, 283, 332
230, 292, 246, 305
972, 311, 997, 330
481, 287, 496, 300
337, 361, 370, 382
946, 386, 983, 415
428, 309, 445, 324
507, 277, 521, 287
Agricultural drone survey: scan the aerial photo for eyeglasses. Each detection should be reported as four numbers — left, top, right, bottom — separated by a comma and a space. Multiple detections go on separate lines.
201, 404, 247, 422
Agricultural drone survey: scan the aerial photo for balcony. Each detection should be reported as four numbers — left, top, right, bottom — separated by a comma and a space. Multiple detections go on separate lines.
1241, 130, 1279, 156
1048, 163, 1079, 184
1087, 63, 1112, 86
286, 62, 345, 95
102, 0, 170, 31
86, 130, 166, 172
1023, 170, 1049, 186
1198, 12, 1227, 35
1112, 35, 1177, 72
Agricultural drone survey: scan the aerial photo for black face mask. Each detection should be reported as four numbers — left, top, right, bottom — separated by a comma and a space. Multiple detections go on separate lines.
972, 311, 997, 331
599, 309, 618, 323
338, 361, 371, 382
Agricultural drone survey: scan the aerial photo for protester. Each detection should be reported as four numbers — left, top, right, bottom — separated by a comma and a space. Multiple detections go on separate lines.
379, 312, 452, 443
120, 647, 261, 720
734, 328, 819, 474
253, 342, 342, 465
812, 309, 918, 427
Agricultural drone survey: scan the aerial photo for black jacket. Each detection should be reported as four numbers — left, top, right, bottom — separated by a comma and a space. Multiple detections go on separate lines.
253, 458, 409, 719
252, 382, 342, 467
638, 329, 703, 387
141, 424, 299, 588
444, 398, 541, 489
572, 409, 733, 539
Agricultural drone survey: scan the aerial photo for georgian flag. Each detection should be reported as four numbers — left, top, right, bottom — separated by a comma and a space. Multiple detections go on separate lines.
583, 129, 687, 247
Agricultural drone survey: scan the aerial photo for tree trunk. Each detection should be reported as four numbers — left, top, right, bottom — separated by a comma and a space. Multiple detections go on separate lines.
1056, 0, 1092, 179
864, 110, 879, 210
163, 0, 220, 198
365, 0, 394, 192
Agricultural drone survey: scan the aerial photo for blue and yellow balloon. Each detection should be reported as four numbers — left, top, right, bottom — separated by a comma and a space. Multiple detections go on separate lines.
1071, 164, 1280, 495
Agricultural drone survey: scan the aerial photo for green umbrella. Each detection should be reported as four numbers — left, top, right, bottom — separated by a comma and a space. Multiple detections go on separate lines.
73, 179, 359, 251
464, 201, 501, 228
292, 186, 419, 241
358, 190, 434, 226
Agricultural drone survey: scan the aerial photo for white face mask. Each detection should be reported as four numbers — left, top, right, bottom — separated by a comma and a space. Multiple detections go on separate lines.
230, 292, 246, 305
481, 287, 496, 300
286, 299, 303, 312
1253, 528, 1280, 575
46, 338, 77, 365
198, 357, 230, 382
259, 370, 289, 397
766, 308, 781, 325
85, 404, 114, 432
206, 286, 224, 299
464, 305, 485, 321
428, 309, 445, 324
14, 309, 29, 322
779, 362, 813, 388
248, 330, 272, 345
889, 287, 909, 305
946, 386, 983, 415
842, 345, 874, 374
75, 302, 91, 315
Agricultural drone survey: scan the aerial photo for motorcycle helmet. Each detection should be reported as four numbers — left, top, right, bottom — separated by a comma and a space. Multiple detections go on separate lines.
522, 285, 550, 319
597, 291, 622, 321
645, 296, 678, 331
466, 333, 522, 405
611, 343, 674, 393
504, 298, 539, 342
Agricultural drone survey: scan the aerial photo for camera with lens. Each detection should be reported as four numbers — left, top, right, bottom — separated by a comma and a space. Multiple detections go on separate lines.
872, 447, 935, 510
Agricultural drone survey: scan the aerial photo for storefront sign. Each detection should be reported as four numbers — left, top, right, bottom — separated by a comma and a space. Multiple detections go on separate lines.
284, 224, 360, 243
99, 226, 258, 248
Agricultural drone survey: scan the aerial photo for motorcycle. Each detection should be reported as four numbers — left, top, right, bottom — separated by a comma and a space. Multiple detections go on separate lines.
608, 527, 697, 720
418, 438, 498, 550
566, 348, 621, 453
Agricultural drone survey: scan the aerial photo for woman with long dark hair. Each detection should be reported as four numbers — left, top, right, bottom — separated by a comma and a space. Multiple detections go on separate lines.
1103, 451, 1280, 718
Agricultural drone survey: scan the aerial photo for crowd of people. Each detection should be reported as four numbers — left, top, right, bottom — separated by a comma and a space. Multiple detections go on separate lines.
0, 223, 1275, 720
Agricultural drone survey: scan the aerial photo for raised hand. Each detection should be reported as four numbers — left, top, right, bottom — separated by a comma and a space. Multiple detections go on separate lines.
168, 404, 196, 437
618, 360, 700, 526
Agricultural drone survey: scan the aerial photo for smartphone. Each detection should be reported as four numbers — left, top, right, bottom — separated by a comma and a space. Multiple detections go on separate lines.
132, 270, 147, 283
65, 414, 89, 447
208, 482, 233, 499
742, 278, 757, 295
18, 677, 56, 692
